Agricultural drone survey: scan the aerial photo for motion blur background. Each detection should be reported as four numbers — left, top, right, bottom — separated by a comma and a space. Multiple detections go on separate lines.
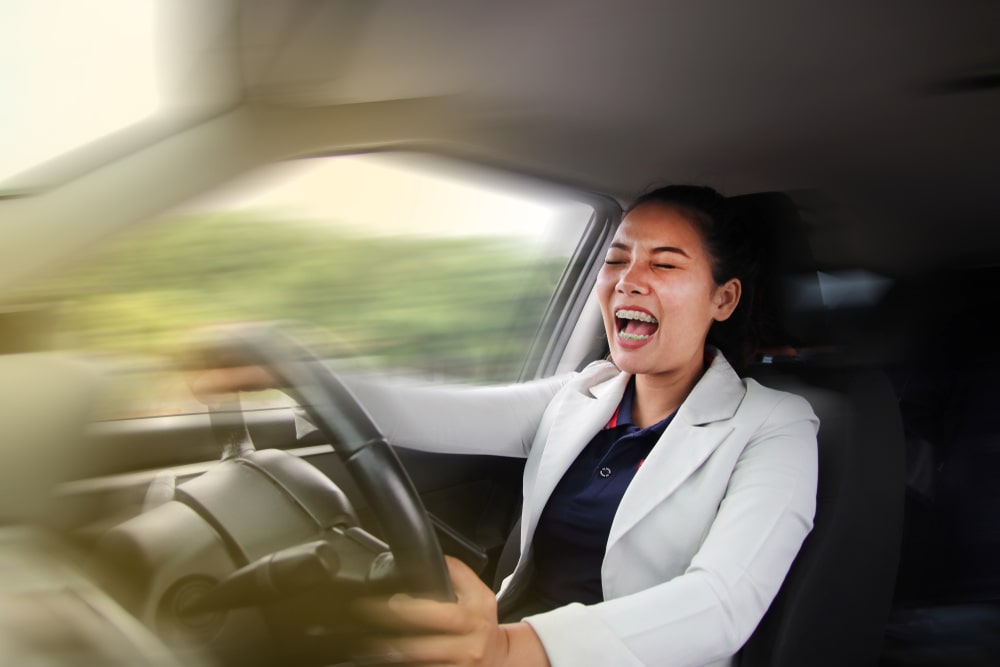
1, 1, 598, 419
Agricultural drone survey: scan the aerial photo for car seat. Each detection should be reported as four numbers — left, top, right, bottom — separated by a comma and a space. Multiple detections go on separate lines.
734, 192, 906, 667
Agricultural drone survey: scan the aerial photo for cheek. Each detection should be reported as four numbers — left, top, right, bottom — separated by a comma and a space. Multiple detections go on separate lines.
658, 278, 716, 319
595, 270, 616, 301
656, 276, 698, 303
594, 274, 618, 332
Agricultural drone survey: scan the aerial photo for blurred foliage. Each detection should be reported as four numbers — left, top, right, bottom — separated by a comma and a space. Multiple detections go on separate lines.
17, 214, 569, 395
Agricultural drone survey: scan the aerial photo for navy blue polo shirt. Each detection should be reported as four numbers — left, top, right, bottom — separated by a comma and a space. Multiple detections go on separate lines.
530, 378, 675, 606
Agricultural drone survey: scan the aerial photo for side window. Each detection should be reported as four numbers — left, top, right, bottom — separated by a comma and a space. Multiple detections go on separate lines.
14, 152, 596, 418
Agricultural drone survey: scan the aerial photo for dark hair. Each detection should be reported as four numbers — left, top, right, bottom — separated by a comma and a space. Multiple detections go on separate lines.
625, 185, 761, 371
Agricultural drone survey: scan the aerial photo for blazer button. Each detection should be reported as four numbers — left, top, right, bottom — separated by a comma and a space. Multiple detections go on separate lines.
599, 467, 611, 478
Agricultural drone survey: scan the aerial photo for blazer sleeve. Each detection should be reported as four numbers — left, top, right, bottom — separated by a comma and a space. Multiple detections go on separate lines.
524, 391, 819, 667
303, 372, 572, 458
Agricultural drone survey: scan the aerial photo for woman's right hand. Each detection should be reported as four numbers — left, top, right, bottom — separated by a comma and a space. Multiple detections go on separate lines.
358, 556, 551, 667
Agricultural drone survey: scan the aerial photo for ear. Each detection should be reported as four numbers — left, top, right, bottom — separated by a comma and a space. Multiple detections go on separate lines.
712, 278, 742, 322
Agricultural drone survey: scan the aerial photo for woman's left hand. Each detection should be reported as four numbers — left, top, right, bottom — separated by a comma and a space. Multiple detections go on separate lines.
360, 556, 548, 667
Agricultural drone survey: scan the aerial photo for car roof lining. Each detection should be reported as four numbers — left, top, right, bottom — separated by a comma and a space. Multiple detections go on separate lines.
3, 1, 1000, 290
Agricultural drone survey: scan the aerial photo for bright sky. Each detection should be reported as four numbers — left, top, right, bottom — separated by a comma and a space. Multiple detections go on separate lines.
0, 0, 160, 185
177, 152, 595, 246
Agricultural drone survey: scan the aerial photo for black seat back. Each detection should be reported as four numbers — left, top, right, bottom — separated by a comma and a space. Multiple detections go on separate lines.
740, 364, 905, 666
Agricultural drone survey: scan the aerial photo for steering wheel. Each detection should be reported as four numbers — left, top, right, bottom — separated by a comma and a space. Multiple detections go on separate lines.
92, 323, 454, 666
201, 323, 454, 601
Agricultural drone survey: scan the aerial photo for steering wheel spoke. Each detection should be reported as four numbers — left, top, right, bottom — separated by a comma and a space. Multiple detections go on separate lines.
196, 323, 454, 601
93, 323, 453, 665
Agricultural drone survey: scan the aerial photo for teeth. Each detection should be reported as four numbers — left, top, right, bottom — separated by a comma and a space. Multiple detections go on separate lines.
615, 309, 658, 323
618, 332, 651, 341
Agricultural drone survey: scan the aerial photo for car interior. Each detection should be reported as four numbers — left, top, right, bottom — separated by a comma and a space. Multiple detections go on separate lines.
2, 1, 999, 665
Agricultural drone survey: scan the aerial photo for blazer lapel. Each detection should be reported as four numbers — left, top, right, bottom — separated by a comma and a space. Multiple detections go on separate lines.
521, 367, 630, 545
606, 354, 748, 547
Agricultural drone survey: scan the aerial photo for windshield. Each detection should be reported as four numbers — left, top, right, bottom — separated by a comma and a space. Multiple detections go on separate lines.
9, 152, 596, 418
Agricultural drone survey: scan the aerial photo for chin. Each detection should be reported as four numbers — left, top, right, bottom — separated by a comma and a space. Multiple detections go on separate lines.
608, 350, 649, 375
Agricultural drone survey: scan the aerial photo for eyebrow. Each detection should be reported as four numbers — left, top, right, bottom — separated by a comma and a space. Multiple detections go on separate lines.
609, 242, 691, 258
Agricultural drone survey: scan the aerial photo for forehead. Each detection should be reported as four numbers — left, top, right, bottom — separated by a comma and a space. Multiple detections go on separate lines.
613, 203, 706, 253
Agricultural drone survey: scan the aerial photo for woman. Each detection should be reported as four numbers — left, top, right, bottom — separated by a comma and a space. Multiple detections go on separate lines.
195, 185, 818, 667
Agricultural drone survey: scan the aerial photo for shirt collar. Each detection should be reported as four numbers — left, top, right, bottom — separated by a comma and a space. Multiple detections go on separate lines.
605, 376, 631, 429
606, 376, 677, 434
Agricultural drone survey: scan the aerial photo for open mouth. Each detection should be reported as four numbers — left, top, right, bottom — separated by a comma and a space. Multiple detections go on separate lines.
615, 308, 659, 341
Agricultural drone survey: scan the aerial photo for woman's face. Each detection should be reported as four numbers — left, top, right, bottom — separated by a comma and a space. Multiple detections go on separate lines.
596, 203, 741, 378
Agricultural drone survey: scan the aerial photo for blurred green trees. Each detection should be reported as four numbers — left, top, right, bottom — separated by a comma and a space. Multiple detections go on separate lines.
25, 214, 569, 386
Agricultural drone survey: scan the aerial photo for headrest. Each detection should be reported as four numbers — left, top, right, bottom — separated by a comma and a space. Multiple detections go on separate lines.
729, 191, 827, 353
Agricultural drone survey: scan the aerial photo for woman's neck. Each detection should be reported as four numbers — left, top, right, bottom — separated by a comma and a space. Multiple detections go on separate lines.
631, 354, 707, 428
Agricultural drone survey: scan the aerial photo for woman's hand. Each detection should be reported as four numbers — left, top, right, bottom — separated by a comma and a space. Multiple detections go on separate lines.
362, 556, 550, 667
187, 365, 279, 403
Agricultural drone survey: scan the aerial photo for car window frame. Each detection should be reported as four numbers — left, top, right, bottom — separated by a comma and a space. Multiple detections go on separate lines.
520, 196, 620, 380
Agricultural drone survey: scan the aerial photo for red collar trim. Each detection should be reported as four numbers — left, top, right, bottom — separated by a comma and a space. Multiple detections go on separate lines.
606, 403, 622, 429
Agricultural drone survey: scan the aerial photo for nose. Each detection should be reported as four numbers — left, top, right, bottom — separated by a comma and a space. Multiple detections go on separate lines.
616, 262, 649, 295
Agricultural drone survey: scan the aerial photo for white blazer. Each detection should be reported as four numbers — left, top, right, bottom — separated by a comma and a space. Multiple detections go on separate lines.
340, 351, 819, 667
